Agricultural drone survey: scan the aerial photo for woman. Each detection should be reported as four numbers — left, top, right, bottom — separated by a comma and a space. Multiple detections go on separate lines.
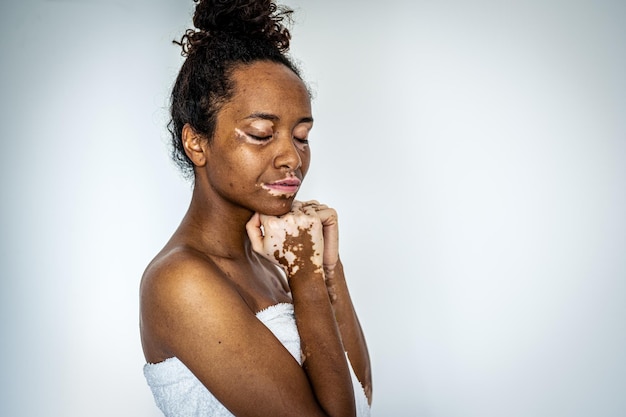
140, 1, 372, 416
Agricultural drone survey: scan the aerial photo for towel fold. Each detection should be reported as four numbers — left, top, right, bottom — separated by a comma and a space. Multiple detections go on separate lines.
144, 303, 370, 417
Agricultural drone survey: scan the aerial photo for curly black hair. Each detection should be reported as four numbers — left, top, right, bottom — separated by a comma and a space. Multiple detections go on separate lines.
169, 0, 302, 179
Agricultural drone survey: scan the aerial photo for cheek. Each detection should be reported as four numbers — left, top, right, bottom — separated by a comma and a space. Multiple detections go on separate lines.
299, 148, 312, 175
211, 151, 252, 187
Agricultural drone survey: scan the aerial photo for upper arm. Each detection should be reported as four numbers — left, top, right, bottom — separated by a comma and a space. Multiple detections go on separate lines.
140, 253, 326, 417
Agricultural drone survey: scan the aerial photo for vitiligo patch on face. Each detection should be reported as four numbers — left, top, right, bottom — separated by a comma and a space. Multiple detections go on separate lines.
234, 128, 258, 145
261, 177, 302, 197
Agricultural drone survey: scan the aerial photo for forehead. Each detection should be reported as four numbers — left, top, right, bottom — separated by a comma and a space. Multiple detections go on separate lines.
226, 61, 311, 117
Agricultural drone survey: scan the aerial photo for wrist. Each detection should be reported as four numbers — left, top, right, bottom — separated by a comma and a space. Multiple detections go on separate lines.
323, 263, 338, 279
285, 261, 324, 281
323, 256, 342, 279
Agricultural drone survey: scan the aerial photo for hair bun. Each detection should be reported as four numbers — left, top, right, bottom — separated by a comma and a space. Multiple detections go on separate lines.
184, 0, 292, 53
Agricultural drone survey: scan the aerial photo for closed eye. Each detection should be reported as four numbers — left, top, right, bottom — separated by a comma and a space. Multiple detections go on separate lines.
248, 134, 272, 141
294, 136, 309, 144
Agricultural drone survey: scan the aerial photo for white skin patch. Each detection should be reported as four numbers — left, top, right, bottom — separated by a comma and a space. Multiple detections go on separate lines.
234, 127, 270, 145
258, 209, 324, 277
262, 186, 297, 197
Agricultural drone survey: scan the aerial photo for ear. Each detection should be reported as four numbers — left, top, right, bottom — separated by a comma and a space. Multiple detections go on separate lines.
182, 123, 207, 167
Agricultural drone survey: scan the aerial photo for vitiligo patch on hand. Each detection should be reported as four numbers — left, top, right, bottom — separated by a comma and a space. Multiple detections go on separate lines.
255, 207, 326, 278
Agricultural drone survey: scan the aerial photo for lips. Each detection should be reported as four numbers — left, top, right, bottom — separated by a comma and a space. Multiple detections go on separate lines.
263, 176, 302, 195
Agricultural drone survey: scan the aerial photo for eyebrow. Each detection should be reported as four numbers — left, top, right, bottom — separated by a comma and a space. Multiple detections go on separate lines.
244, 112, 314, 124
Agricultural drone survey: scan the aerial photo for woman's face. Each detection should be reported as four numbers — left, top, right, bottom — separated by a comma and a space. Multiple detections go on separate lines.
204, 61, 313, 216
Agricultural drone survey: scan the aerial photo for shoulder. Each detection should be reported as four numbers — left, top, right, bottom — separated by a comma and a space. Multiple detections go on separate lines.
141, 245, 228, 304
140, 246, 245, 361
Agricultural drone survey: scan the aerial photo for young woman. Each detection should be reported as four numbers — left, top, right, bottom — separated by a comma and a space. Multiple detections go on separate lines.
140, 1, 372, 416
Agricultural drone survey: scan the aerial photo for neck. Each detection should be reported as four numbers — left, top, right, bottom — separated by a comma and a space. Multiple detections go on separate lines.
177, 179, 255, 260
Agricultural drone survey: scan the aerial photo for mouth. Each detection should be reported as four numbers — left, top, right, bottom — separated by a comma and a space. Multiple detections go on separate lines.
262, 176, 302, 196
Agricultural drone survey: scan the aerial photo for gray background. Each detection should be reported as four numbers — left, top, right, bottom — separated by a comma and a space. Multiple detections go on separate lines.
1, 0, 625, 416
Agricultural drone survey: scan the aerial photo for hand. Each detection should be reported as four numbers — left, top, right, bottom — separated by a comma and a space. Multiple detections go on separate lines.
299, 201, 339, 272
246, 202, 325, 278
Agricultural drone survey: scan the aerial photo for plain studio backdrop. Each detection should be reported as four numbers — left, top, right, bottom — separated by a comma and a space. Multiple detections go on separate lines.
1, 0, 625, 416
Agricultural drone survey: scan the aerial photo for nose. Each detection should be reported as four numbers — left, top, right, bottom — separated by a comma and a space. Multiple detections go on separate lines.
273, 135, 302, 171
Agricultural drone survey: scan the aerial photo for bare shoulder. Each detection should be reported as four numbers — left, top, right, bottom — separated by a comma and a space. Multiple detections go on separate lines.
141, 245, 223, 294
139, 246, 326, 416
139, 246, 245, 362
141, 245, 231, 305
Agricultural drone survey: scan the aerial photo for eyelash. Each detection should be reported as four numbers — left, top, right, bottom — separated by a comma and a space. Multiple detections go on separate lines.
248, 134, 309, 144
295, 137, 309, 144
248, 134, 272, 141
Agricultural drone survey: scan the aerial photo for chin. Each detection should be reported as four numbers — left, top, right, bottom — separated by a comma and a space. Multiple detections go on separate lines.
259, 198, 295, 217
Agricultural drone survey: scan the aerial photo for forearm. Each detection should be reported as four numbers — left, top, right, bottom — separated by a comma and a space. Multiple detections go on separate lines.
324, 258, 372, 404
290, 268, 357, 417
247, 207, 361, 414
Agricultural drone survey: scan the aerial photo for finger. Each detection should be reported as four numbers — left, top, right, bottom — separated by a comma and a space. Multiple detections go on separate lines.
301, 205, 320, 218
315, 207, 337, 226
316, 208, 339, 263
245, 213, 264, 254
291, 200, 304, 211
302, 201, 330, 214
300, 200, 320, 208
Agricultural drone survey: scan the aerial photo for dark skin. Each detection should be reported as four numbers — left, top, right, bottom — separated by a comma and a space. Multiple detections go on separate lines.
140, 61, 371, 417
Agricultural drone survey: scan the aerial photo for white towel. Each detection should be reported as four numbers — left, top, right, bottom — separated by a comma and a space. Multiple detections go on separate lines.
144, 303, 371, 416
